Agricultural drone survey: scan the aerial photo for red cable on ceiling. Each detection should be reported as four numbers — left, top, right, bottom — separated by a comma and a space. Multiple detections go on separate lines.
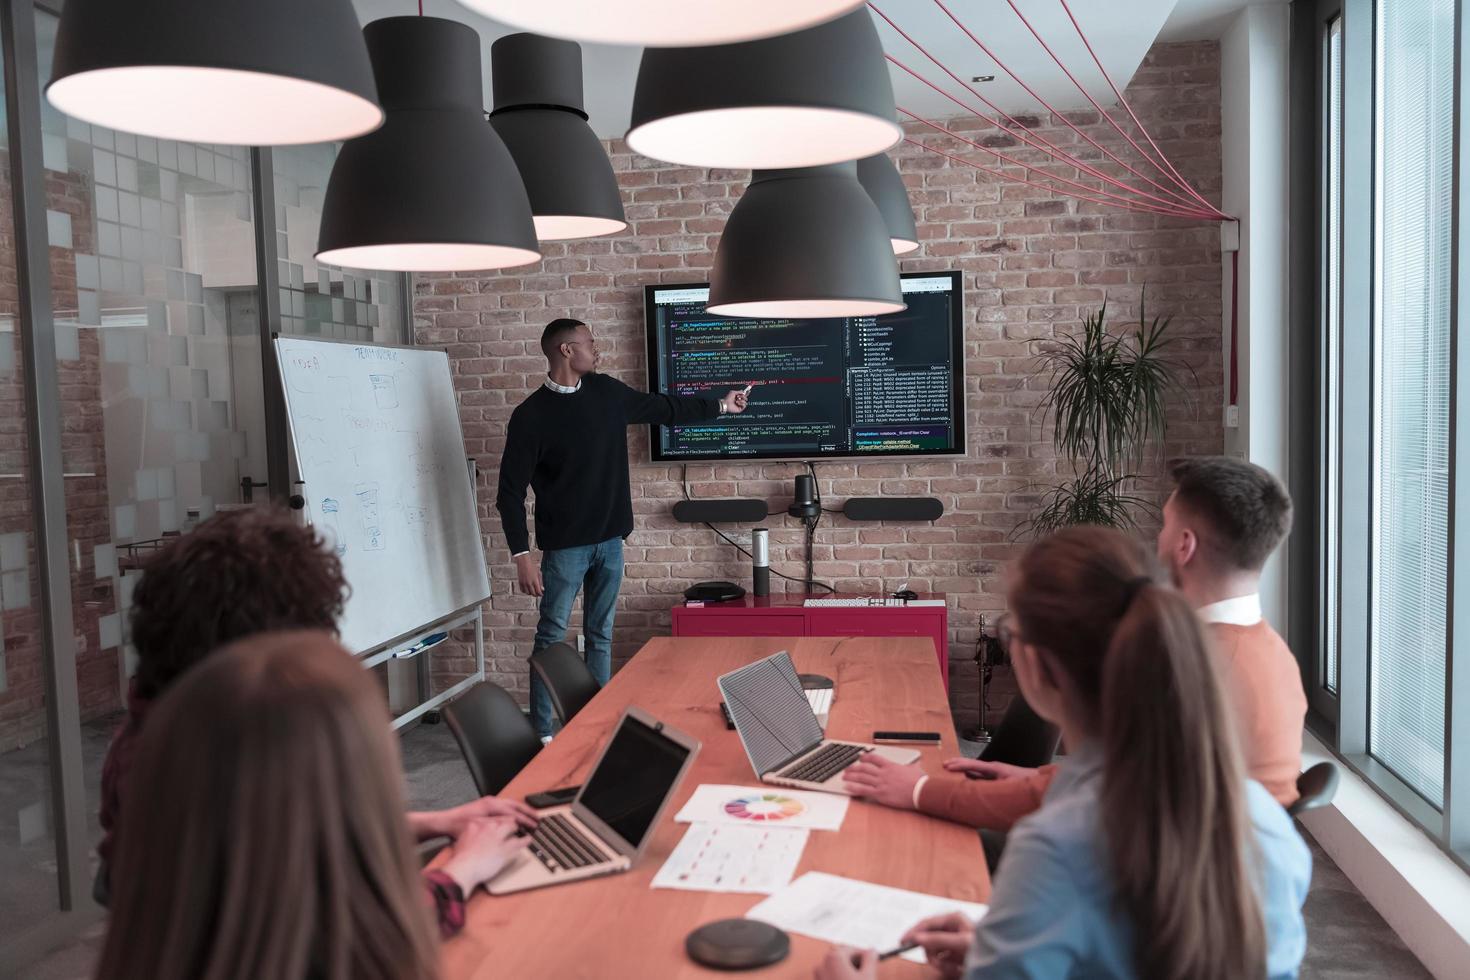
891, 66, 1219, 218
901, 107, 1219, 219
874, 2, 1206, 215
920, 0, 1221, 217
1056, 0, 1224, 218
998, 0, 1228, 219
902, 137, 1211, 218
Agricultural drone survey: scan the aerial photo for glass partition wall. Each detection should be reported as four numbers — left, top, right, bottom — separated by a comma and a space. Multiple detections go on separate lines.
0, 2, 411, 966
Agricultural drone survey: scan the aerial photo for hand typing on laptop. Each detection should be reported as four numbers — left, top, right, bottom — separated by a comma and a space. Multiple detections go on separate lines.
440, 817, 535, 896
842, 754, 926, 808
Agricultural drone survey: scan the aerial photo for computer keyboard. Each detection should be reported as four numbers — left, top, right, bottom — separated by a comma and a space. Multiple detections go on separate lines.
780, 742, 869, 783
528, 813, 604, 873
802, 597, 907, 607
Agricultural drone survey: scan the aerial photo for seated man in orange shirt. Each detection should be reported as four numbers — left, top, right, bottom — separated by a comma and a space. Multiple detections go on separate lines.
845, 456, 1308, 830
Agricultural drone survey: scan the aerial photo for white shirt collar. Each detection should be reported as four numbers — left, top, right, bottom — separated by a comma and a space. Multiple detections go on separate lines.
543, 375, 582, 394
1197, 593, 1263, 626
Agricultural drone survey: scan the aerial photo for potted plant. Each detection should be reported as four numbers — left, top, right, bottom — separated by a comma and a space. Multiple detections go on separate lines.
1019, 292, 1192, 536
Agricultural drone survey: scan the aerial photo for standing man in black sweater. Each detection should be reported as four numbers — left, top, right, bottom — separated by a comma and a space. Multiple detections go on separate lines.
497, 318, 748, 738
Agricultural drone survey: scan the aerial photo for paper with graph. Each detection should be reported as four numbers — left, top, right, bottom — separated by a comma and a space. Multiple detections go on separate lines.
674, 784, 849, 831
746, 872, 988, 964
651, 824, 809, 894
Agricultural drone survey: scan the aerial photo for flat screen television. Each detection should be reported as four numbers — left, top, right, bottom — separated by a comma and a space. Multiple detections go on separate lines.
643, 271, 966, 462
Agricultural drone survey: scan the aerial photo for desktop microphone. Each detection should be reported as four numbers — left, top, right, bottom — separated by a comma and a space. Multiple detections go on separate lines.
787, 474, 820, 520
751, 528, 770, 597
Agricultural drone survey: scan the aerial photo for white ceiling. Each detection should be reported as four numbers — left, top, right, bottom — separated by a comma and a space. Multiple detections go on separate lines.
351, 0, 1260, 139
1159, 0, 1288, 42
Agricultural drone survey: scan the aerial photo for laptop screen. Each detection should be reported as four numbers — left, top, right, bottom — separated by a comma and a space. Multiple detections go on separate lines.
578, 714, 691, 848
718, 652, 825, 775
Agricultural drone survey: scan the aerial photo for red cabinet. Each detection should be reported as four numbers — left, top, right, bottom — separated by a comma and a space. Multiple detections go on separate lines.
670, 594, 949, 689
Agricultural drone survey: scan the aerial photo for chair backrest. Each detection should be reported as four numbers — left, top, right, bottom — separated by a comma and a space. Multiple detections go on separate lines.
980, 695, 1061, 769
443, 681, 542, 796
530, 641, 601, 726
1287, 761, 1340, 818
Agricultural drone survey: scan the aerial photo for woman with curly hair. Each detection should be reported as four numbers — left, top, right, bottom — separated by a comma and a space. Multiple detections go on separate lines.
97, 507, 533, 936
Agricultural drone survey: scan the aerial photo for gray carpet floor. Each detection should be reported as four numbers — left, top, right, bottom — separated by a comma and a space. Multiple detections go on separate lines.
11, 720, 1434, 979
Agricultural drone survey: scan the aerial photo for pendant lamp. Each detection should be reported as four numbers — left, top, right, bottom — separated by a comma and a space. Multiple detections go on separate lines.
454, 0, 864, 46
489, 34, 626, 241
707, 163, 904, 319
857, 154, 920, 255
46, 0, 381, 145
316, 17, 540, 273
627, 9, 901, 170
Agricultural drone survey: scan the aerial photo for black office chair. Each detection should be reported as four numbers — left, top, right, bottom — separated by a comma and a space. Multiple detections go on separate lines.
530, 641, 601, 726
1287, 761, 1340, 818
979, 696, 1061, 769
443, 681, 542, 796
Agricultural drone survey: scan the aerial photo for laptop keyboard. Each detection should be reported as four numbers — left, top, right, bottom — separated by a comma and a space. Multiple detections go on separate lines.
528, 814, 606, 873
779, 742, 869, 784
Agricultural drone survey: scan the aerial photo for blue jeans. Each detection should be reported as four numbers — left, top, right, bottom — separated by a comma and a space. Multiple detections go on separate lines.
530, 536, 623, 736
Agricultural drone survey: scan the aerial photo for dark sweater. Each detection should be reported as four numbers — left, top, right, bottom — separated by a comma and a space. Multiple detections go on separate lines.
496, 373, 719, 554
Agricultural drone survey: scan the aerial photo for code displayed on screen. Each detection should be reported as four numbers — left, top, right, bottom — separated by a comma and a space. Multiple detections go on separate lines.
644, 273, 965, 461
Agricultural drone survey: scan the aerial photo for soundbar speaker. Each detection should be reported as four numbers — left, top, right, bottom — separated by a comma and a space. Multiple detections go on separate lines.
671, 498, 769, 524
841, 497, 945, 522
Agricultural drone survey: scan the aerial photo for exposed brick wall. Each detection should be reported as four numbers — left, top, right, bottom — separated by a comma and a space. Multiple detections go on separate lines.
416, 42, 1226, 729
0, 162, 120, 752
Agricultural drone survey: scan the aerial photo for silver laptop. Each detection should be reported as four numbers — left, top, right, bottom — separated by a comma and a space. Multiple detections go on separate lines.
487, 706, 699, 895
718, 651, 919, 795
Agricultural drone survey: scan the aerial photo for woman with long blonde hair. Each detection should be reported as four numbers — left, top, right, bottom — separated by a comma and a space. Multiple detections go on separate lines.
96, 631, 517, 980
818, 526, 1310, 980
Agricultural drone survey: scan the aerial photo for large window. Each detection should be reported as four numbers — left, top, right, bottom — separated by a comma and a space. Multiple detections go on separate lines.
1308, 0, 1470, 861
1369, 0, 1453, 806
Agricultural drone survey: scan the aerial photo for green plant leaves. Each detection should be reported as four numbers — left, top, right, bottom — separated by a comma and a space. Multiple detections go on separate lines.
1023, 289, 1192, 536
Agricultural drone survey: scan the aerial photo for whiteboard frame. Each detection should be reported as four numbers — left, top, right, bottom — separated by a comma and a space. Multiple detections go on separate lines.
272, 334, 491, 680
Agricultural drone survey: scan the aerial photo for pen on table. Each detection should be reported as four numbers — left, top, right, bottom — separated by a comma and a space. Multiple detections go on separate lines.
849, 942, 919, 966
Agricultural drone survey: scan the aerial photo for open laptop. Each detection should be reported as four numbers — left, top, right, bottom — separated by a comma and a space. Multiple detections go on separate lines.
718, 651, 919, 795
488, 706, 699, 894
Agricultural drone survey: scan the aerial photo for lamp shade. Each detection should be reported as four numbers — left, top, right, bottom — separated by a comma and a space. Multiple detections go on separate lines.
489, 34, 626, 241
857, 153, 920, 255
46, 0, 381, 145
316, 17, 540, 273
707, 163, 904, 319
627, 9, 900, 169
454, 0, 865, 46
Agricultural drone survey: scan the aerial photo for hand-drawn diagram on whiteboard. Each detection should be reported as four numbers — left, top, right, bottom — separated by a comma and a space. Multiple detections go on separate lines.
275, 338, 490, 655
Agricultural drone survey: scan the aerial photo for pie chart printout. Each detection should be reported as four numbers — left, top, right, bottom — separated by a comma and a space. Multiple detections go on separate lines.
724, 793, 806, 822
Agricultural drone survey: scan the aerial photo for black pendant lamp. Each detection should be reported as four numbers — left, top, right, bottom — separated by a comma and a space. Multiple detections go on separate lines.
489, 34, 626, 241
46, 0, 381, 145
455, 0, 864, 46
857, 154, 920, 255
707, 164, 905, 319
316, 17, 540, 273
627, 9, 901, 169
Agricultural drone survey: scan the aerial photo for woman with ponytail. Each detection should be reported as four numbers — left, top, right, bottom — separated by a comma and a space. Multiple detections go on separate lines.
816, 526, 1310, 980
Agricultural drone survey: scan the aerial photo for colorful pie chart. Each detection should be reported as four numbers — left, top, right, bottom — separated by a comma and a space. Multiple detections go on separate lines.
723, 793, 805, 822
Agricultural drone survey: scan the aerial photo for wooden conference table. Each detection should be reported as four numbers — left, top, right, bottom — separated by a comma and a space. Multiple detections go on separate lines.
439, 636, 990, 979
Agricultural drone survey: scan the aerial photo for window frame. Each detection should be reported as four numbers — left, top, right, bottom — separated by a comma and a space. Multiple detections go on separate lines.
1298, 0, 1470, 869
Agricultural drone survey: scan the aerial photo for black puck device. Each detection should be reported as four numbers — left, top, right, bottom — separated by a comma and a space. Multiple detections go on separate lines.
685, 919, 790, 970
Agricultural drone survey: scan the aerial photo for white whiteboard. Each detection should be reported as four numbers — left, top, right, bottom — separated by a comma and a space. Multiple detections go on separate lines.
275, 338, 490, 655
